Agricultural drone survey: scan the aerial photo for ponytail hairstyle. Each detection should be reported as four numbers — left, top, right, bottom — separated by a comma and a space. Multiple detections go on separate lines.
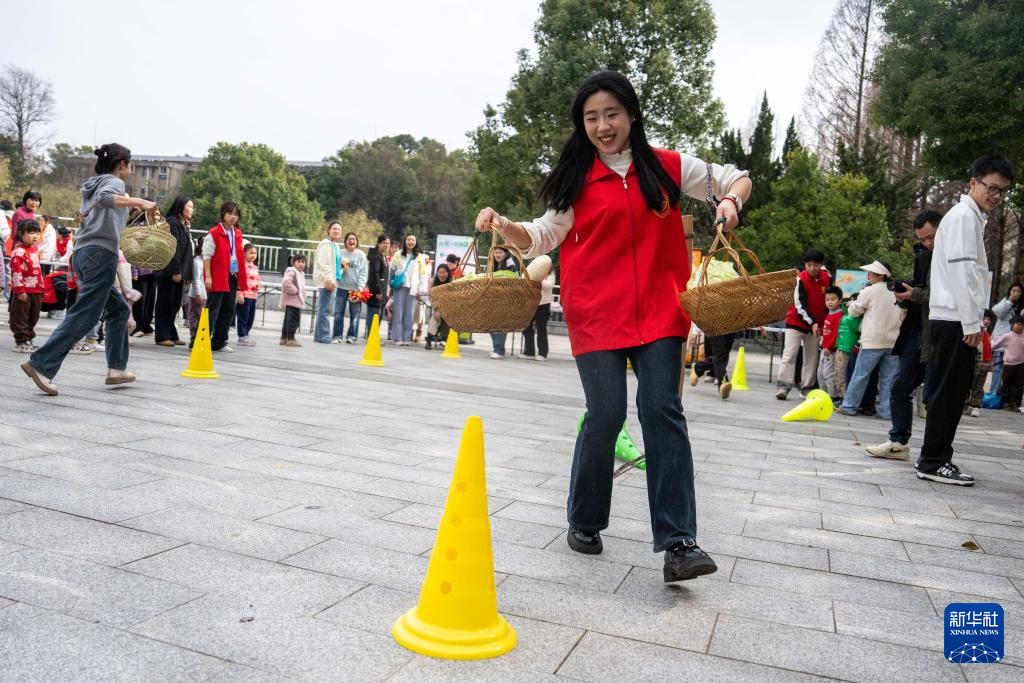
94, 143, 132, 174
538, 70, 680, 213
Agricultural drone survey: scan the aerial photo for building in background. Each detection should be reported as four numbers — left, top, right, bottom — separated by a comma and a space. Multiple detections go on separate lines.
64, 154, 202, 205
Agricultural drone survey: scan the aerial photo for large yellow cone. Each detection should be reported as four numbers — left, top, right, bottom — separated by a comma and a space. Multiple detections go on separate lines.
781, 389, 834, 422
731, 346, 750, 391
181, 308, 218, 379
440, 328, 462, 359
392, 416, 516, 660
359, 314, 385, 367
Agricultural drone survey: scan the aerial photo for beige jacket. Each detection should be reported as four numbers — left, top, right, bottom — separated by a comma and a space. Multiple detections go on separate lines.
313, 239, 339, 289
848, 282, 904, 349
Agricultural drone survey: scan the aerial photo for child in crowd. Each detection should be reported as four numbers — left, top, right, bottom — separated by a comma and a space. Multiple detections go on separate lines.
236, 244, 260, 346
9, 219, 43, 352
818, 286, 844, 400
993, 316, 1024, 412
187, 237, 207, 347
55, 226, 72, 259
203, 201, 248, 353
280, 254, 306, 347
964, 310, 995, 417
833, 292, 861, 401
38, 215, 58, 263
776, 248, 831, 399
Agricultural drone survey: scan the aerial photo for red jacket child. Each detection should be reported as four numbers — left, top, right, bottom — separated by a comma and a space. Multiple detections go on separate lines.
10, 244, 43, 294
821, 307, 843, 353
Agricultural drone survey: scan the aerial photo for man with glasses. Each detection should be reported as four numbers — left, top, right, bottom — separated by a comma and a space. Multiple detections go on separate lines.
916, 154, 1014, 486
866, 209, 942, 462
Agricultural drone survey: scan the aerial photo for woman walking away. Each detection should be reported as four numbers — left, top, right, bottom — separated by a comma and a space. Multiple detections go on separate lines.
154, 195, 194, 346
388, 233, 428, 346
474, 71, 751, 582
22, 143, 155, 395
337, 232, 368, 342
202, 202, 248, 353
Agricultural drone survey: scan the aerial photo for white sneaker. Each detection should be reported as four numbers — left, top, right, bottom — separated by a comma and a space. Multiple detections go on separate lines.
105, 368, 136, 385
489, 352, 504, 359
237, 337, 255, 347
331, 338, 344, 344
703, 375, 716, 384
865, 441, 910, 460
216, 345, 234, 353
969, 408, 981, 418
534, 356, 546, 361
69, 342, 94, 355
12, 342, 32, 353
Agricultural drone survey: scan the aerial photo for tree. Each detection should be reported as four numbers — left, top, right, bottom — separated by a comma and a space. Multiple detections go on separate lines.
741, 149, 891, 275
802, 0, 880, 164
303, 209, 386, 247
743, 92, 781, 215
781, 116, 802, 168
43, 143, 93, 185
469, 0, 724, 215
0, 65, 55, 161
182, 142, 322, 239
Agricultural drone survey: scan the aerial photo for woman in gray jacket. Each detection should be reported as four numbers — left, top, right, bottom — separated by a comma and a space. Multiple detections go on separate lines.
21, 143, 155, 395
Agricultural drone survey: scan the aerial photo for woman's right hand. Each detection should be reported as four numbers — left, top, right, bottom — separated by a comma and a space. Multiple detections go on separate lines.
137, 198, 157, 211
204, 277, 213, 290
475, 207, 502, 232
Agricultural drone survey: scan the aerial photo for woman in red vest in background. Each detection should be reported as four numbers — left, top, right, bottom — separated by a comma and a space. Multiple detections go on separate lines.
202, 201, 248, 352
475, 71, 751, 583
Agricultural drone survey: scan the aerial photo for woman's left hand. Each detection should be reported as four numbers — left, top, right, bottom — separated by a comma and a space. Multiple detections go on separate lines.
715, 200, 740, 231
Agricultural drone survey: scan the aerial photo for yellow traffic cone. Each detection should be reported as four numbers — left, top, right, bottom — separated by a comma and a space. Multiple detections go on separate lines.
731, 346, 750, 391
440, 328, 462, 359
781, 389, 834, 422
392, 416, 516, 660
359, 314, 385, 367
689, 362, 698, 386
181, 308, 218, 379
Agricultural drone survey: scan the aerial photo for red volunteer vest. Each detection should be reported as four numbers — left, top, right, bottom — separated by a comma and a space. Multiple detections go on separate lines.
206, 223, 249, 293
559, 148, 690, 356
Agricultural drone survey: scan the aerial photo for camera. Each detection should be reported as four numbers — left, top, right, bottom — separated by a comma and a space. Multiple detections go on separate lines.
887, 279, 910, 294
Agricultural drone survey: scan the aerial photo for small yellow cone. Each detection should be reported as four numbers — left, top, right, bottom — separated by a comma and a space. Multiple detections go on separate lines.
359, 314, 385, 367
689, 362, 698, 386
731, 346, 750, 391
181, 308, 219, 379
392, 416, 516, 660
440, 328, 462, 359
781, 389, 834, 422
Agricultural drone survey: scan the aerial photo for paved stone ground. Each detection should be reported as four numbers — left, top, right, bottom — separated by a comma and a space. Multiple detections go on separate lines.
0, 316, 1022, 682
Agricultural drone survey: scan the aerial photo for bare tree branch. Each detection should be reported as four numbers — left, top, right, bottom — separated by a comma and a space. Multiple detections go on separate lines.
0, 65, 55, 161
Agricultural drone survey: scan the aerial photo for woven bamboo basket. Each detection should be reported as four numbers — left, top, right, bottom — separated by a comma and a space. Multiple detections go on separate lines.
679, 222, 797, 336
431, 232, 541, 333
120, 207, 176, 270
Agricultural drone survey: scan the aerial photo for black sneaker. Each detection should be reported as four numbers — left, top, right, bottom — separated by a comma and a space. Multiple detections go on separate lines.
917, 462, 975, 487
663, 540, 718, 582
566, 528, 603, 555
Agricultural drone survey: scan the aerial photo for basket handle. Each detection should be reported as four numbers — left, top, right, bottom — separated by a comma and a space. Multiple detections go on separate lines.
125, 206, 168, 229
484, 224, 532, 281
694, 218, 768, 287
456, 232, 485, 275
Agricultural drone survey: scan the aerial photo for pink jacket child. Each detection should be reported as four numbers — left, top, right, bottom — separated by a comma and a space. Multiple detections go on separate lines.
279, 257, 307, 345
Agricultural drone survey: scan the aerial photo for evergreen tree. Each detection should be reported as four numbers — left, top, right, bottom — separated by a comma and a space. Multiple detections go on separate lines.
744, 92, 781, 214
781, 116, 802, 168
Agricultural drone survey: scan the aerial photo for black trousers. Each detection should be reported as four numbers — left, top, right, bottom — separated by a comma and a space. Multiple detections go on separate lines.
523, 303, 551, 358
206, 276, 238, 350
282, 305, 301, 340
1001, 363, 1024, 410
919, 320, 977, 473
154, 276, 183, 342
131, 273, 156, 334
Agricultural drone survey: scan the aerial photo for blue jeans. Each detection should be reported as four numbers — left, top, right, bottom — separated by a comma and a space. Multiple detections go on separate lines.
889, 329, 926, 444
990, 350, 1005, 395
29, 246, 129, 379
314, 288, 335, 343
235, 298, 256, 338
841, 348, 899, 419
336, 296, 361, 341
391, 287, 414, 342
491, 332, 507, 356
571, 337, 697, 552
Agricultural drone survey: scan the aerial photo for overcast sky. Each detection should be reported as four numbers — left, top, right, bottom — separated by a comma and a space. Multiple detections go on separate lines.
6, 0, 837, 161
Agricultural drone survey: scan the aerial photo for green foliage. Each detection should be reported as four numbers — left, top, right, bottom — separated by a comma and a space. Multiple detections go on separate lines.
836, 132, 918, 243
743, 93, 782, 215
182, 142, 322, 239
469, 0, 724, 215
741, 149, 890, 275
307, 136, 475, 243
304, 208, 386, 247
873, 0, 1024, 189
781, 116, 802, 168
0, 134, 29, 187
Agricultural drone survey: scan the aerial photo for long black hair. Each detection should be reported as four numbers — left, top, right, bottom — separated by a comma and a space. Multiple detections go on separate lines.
166, 195, 192, 222
400, 233, 420, 258
94, 143, 131, 174
538, 71, 680, 213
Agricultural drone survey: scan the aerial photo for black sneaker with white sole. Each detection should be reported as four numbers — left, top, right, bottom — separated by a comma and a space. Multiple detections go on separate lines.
663, 540, 718, 582
917, 462, 975, 486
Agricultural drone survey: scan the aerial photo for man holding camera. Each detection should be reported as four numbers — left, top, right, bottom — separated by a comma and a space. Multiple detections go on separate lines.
866, 210, 942, 461
915, 154, 1015, 486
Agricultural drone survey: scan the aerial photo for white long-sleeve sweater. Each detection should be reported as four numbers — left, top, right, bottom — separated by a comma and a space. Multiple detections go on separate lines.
847, 282, 904, 349
929, 195, 990, 335
519, 150, 748, 258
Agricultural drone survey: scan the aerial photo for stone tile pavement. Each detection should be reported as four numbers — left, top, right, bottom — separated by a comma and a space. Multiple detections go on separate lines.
0, 316, 1022, 681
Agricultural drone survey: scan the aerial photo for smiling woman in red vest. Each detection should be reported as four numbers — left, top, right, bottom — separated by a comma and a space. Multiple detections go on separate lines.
202, 201, 248, 352
475, 71, 752, 583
